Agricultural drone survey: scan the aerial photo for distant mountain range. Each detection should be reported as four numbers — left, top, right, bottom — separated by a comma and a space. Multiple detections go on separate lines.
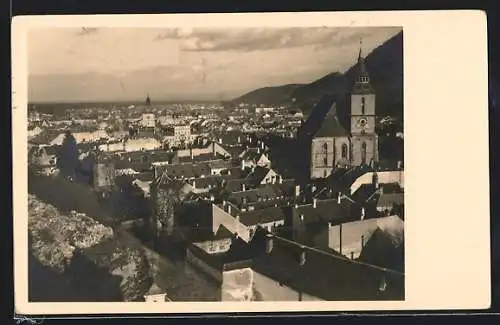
231, 31, 403, 119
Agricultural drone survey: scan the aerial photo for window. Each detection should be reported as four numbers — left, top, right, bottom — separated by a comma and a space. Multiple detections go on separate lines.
361, 142, 367, 165
341, 144, 348, 159
361, 97, 366, 115
323, 143, 328, 151
323, 157, 328, 166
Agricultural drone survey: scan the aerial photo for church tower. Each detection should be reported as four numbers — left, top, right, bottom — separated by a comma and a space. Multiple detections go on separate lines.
141, 93, 156, 128
145, 93, 152, 112
349, 40, 379, 167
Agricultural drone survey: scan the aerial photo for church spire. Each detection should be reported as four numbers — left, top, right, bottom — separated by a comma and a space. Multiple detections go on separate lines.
358, 38, 364, 61
352, 38, 374, 94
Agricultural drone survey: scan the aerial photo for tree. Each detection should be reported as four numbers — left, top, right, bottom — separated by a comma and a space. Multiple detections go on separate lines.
56, 131, 79, 179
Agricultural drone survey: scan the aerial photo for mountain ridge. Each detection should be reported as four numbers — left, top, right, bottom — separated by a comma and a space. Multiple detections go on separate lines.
231, 31, 403, 119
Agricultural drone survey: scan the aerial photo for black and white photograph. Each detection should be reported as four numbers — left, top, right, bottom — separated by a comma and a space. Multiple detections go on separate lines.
13, 11, 491, 314
25, 25, 406, 303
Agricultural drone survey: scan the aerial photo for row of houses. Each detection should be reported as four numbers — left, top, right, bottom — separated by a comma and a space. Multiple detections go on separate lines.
28, 122, 404, 302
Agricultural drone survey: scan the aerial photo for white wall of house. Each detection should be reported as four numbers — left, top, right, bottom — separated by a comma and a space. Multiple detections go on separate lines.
350, 171, 404, 195
212, 204, 250, 242
221, 268, 254, 301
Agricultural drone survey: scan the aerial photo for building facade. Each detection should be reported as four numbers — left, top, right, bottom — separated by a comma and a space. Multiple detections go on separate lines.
298, 45, 380, 179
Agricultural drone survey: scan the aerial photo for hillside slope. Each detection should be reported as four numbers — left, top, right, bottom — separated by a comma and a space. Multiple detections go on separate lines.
232, 31, 403, 119
28, 193, 153, 302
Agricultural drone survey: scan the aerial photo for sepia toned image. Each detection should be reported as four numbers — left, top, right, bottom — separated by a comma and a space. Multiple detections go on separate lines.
25, 25, 405, 303
11, 9, 494, 315
24, 26, 406, 303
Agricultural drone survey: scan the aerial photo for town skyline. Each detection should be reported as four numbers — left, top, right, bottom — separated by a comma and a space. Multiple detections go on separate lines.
28, 27, 402, 102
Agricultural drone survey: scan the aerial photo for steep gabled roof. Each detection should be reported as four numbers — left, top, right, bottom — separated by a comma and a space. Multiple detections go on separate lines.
251, 234, 404, 301
299, 95, 349, 138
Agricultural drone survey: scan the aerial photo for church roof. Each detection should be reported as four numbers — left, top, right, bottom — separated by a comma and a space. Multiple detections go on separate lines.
352, 45, 375, 95
299, 95, 349, 138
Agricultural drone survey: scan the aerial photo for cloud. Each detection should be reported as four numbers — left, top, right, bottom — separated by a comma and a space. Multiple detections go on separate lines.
76, 27, 99, 36
154, 27, 349, 52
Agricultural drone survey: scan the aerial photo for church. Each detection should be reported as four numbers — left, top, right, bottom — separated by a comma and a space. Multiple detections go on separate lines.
297, 44, 379, 180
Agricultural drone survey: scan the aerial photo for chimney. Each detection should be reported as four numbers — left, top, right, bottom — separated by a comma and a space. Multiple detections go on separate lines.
190, 148, 194, 160
294, 185, 300, 197
222, 200, 227, 207
227, 204, 232, 214
337, 192, 342, 204
237, 136, 241, 143
265, 234, 274, 253
372, 172, 379, 189
328, 222, 332, 228
361, 207, 365, 220
278, 176, 283, 184
242, 183, 246, 191
313, 198, 317, 208
192, 180, 196, 188
300, 214, 304, 221
218, 138, 222, 144
311, 185, 316, 193
210, 194, 215, 202
241, 161, 246, 171
257, 147, 261, 154
261, 141, 265, 150
299, 249, 306, 266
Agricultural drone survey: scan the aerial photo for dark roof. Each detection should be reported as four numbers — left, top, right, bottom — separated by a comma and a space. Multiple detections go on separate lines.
176, 153, 226, 164
134, 171, 154, 182
351, 57, 375, 95
212, 130, 248, 147
209, 159, 232, 170
359, 226, 405, 273
191, 175, 233, 190
292, 199, 354, 226
238, 206, 287, 226
352, 183, 377, 203
223, 145, 247, 158
224, 178, 253, 193
245, 166, 277, 185
187, 236, 253, 271
298, 95, 349, 138
376, 193, 404, 209
214, 224, 235, 239
155, 162, 212, 180
111, 150, 174, 171
228, 184, 286, 207
241, 148, 266, 162
250, 234, 405, 301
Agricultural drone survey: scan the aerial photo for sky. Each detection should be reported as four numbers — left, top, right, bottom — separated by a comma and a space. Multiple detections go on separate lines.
28, 26, 402, 102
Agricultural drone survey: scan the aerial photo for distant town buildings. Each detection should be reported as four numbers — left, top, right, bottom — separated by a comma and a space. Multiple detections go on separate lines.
27, 43, 404, 302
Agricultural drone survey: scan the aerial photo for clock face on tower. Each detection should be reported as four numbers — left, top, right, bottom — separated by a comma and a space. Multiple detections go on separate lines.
358, 118, 368, 128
